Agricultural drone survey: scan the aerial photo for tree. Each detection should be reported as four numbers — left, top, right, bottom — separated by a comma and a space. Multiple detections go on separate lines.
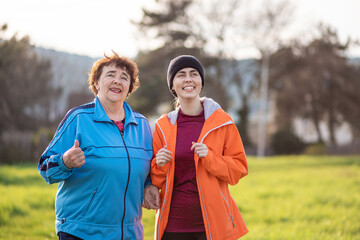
244, 0, 294, 156
136, 0, 202, 49
225, 58, 260, 147
338, 62, 360, 139
129, 0, 203, 115
0, 23, 60, 134
131, 0, 252, 115
269, 24, 360, 146
128, 47, 199, 115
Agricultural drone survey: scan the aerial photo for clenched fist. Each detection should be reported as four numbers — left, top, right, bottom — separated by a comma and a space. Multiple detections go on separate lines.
156, 146, 172, 167
143, 184, 160, 210
62, 140, 85, 169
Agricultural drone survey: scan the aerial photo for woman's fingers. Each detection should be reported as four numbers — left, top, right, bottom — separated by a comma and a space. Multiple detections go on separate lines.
191, 142, 208, 158
156, 147, 173, 167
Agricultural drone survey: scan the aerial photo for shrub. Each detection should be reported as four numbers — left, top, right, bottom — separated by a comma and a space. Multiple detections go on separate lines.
32, 127, 55, 160
0, 128, 54, 164
0, 131, 33, 164
303, 142, 327, 155
270, 129, 305, 155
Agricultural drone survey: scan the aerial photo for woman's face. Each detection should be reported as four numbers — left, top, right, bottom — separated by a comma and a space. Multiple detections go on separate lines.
172, 67, 202, 100
95, 64, 130, 105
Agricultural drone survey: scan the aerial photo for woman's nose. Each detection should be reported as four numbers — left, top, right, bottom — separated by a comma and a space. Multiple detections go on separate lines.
185, 75, 192, 82
113, 77, 121, 84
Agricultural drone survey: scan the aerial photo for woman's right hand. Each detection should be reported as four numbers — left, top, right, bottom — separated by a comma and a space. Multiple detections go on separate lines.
156, 146, 172, 167
62, 140, 85, 169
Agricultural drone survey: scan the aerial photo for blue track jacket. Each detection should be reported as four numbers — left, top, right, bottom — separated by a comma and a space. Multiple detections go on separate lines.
38, 97, 153, 240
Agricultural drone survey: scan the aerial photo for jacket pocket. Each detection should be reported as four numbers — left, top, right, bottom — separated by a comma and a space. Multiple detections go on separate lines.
220, 189, 235, 228
83, 188, 98, 215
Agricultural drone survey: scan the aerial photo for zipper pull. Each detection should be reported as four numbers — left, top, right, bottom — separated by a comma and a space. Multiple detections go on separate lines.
230, 214, 235, 227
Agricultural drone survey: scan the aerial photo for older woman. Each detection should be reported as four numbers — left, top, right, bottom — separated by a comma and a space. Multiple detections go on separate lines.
39, 52, 158, 240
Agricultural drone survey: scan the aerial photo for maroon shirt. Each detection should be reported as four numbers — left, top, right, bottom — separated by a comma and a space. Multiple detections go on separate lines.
112, 120, 125, 132
165, 108, 205, 233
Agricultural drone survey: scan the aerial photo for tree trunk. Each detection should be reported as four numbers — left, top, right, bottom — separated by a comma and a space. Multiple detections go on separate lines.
237, 95, 252, 146
326, 73, 337, 146
327, 101, 337, 146
311, 102, 324, 143
257, 52, 270, 157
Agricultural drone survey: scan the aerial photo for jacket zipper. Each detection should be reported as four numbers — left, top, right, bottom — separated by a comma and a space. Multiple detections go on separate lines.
196, 174, 213, 240
157, 167, 170, 240
155, 122, 169, 240
119, 129, 131, 240
197, 120, 234, 240
156, 122, 167, 146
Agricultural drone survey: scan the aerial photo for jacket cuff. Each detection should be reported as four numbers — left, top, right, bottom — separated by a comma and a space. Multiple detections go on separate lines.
59, 155, 73, 173
144, 175, 152, 188
201, 148, 215, 171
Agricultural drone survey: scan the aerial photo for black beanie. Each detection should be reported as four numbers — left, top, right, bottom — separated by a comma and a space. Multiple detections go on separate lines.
167, 55, 205, 97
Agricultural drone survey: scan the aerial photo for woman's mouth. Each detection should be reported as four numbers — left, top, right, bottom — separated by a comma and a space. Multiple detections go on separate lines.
183, 86, 195, 91
110, 88, 121, 93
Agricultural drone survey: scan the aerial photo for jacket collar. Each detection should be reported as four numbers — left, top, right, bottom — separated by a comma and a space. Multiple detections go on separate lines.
93, 97, 137, 126
167, 97, 221, 125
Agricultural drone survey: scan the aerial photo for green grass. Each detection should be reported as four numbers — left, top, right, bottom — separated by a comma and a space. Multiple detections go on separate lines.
235, 156, 360, 240
0, 156, 359, 240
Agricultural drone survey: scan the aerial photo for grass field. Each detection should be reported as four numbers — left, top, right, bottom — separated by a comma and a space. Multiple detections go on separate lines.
0, 155, 359, 240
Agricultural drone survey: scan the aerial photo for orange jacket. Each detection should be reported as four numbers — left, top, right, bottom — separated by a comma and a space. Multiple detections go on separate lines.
151, 98, 248, 240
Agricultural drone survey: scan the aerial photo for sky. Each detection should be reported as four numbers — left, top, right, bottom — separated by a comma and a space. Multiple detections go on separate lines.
1, 0, 359, 59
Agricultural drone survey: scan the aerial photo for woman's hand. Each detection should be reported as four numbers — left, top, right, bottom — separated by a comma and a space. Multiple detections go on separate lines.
143, 184, 160, 210
191, 142, 208, 158
156, 146, 172, 167
62, 140, 85, 169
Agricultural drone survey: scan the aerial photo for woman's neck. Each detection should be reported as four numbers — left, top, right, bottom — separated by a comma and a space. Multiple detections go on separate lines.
100, 99, 125, 121
179, 97, 203, 115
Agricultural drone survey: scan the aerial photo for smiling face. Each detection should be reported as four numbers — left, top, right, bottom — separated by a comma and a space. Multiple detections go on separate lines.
172, 67, 202, 101
95, 64, 130, 105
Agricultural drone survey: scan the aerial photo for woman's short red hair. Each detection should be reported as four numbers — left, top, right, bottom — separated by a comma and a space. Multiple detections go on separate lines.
88, 52, 139, 96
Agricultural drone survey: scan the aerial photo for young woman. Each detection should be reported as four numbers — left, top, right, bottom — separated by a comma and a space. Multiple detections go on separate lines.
151, 55, 249, 240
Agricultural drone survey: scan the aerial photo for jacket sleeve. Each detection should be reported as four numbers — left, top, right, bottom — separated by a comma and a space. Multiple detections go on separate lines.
38, 113, 77, 184
150, 123, 170, 189
201, 123, 248, 185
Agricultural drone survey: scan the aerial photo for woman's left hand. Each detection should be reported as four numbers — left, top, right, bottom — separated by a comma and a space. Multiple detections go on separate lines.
191, 142, 208, 158
143, 184, 160, 210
